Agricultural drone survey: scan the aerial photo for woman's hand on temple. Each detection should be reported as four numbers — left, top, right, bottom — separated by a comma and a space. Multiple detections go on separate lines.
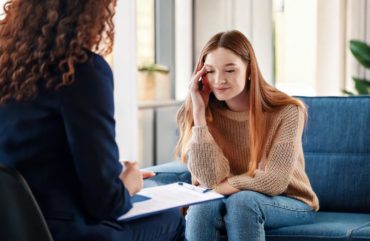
189, 65, 212, 126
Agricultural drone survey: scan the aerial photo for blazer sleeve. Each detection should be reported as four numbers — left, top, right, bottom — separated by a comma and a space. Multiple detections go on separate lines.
58, 53, 132, 220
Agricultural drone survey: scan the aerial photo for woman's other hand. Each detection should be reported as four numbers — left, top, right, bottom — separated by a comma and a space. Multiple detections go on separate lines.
214, 179, 239, 196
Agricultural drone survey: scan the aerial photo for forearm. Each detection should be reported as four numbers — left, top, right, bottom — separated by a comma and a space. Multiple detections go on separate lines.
228, 141, 296, 196
193, 109, 206, 126
228, 106, 305, 195
188, 126, 230, 188
188, 143, 230, 188
228, 170, 289, 196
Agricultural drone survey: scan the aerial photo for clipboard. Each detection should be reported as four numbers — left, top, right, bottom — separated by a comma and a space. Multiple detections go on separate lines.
118, 182, 224, 221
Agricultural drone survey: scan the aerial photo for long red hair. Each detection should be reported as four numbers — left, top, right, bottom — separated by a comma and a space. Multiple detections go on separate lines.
175, 30, 306, 176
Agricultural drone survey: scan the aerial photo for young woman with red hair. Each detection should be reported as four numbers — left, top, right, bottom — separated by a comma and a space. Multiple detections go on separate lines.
176, 30, 319, 241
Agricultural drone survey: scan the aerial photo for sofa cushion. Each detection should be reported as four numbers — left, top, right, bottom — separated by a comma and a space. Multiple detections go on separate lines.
298, 96, 370, 212
144, 161, 191, 187
352, 224, 370, 241
266, 212, 370, 241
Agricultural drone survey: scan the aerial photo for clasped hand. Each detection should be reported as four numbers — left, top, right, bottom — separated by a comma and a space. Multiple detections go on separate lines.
119, 161, 155, 196
214, 178, 239, 196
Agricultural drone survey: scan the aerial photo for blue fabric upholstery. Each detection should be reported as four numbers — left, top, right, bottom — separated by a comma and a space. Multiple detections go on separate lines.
299, 96, 370, 212
145, 96, 370, 240
352, 224, 370, 241
266, 212, 370, 241
143, 161, 190, 188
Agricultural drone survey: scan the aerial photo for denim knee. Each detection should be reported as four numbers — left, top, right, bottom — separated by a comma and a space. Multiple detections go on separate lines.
186, 200, 224, 227
185, 200, 225, 237
185, 200, 225, 241
225, 191, 266, 218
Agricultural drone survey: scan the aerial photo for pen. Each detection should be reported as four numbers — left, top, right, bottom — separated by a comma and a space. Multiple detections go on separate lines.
202, 188, 212, 193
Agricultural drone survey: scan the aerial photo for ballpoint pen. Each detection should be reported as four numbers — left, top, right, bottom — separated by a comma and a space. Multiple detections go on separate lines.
202, 188, 212, 193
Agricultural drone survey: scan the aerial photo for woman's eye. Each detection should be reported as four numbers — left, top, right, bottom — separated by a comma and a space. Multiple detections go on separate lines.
226, 70, 235, 73
206, 70, 214, 74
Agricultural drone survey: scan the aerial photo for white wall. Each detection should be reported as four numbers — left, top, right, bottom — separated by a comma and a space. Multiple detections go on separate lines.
194, 0, 230, 56
316, 0, 346, 96
276, 0, 317, 96
0, 0, 5, 18
175, 0, 193, 100
113, 0, 138, 161
194, 0, 274, 84
250, 0, 274, 84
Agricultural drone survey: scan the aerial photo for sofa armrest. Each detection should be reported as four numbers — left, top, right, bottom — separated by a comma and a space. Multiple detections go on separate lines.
143, 161, 191, 187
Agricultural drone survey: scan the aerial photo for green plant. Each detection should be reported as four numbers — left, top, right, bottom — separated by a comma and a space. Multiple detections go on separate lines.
138, 63, 169, 74
344, 40, 370, 95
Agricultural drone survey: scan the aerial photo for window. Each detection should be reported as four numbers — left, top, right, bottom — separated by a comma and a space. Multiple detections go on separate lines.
273, 0, 317, 95
273, 0, 348, 96
136, 0, 155, 66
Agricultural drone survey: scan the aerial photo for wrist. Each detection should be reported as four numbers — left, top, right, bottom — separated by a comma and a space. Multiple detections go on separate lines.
194, 118, 206, 126
193, 110, 206, 126
126, 187, 134, 196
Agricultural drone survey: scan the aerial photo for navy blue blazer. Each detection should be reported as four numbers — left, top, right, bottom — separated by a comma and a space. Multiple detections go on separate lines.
0, 52, 133, 240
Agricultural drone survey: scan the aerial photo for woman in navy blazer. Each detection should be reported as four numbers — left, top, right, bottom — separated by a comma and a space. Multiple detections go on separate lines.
0, 0, 184, 240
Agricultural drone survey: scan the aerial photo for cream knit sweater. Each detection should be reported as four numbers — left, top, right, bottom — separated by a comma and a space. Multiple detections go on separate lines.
188, 104, 319, 211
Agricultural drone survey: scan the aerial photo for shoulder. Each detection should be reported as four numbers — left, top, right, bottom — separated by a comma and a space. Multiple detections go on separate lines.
61, 52, 114, 94
75, 51, 113, 84
58, 51, 115, 107
274, 104, 306, 126
280, 104, 304, 116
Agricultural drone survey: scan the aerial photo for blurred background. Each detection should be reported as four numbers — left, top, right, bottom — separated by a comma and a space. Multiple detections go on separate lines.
1, 0, 369, 167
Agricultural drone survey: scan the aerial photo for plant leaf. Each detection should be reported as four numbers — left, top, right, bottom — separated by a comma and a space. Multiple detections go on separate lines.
353, 77, 370, 95
350, 40, 370, 68
138, 63, 169, 73
342, 89, 354, 95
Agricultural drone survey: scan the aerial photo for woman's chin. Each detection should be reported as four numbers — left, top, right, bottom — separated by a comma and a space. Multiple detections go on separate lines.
214, 94, 231, 101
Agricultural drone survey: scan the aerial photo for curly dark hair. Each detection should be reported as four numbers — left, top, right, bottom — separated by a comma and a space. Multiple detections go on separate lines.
0, 0, 117, 104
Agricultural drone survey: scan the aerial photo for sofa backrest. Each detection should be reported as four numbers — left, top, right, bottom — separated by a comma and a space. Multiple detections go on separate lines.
298, 96, 370, 213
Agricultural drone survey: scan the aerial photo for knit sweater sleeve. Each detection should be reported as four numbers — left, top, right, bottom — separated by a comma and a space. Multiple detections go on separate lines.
228, 105, 304, 196
187, 126, 230, 188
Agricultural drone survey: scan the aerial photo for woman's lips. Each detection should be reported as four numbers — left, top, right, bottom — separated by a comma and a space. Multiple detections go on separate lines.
214, 87, 230, 92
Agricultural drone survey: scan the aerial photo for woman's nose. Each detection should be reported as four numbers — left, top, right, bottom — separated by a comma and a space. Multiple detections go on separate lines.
214, 74, 225, 85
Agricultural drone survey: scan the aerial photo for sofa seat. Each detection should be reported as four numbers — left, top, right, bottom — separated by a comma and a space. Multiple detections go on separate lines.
144, 96, 370, 241
144, 161, 370, 241
144, 161, 191, 188
352, 224, 370, 241
267, 212, 370, 241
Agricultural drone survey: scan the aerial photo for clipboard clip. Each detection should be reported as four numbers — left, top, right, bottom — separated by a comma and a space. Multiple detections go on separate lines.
178, 182, 211, 193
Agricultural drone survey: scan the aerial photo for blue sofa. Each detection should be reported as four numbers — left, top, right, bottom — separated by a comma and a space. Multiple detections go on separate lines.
145, 96, 370, 241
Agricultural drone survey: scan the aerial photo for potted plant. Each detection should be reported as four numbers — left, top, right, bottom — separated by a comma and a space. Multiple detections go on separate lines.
137, 63, 170, 100
344, 40, 370, 95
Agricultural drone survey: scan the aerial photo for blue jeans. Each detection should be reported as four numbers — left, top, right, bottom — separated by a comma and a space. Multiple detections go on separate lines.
185, 191, 314, 241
